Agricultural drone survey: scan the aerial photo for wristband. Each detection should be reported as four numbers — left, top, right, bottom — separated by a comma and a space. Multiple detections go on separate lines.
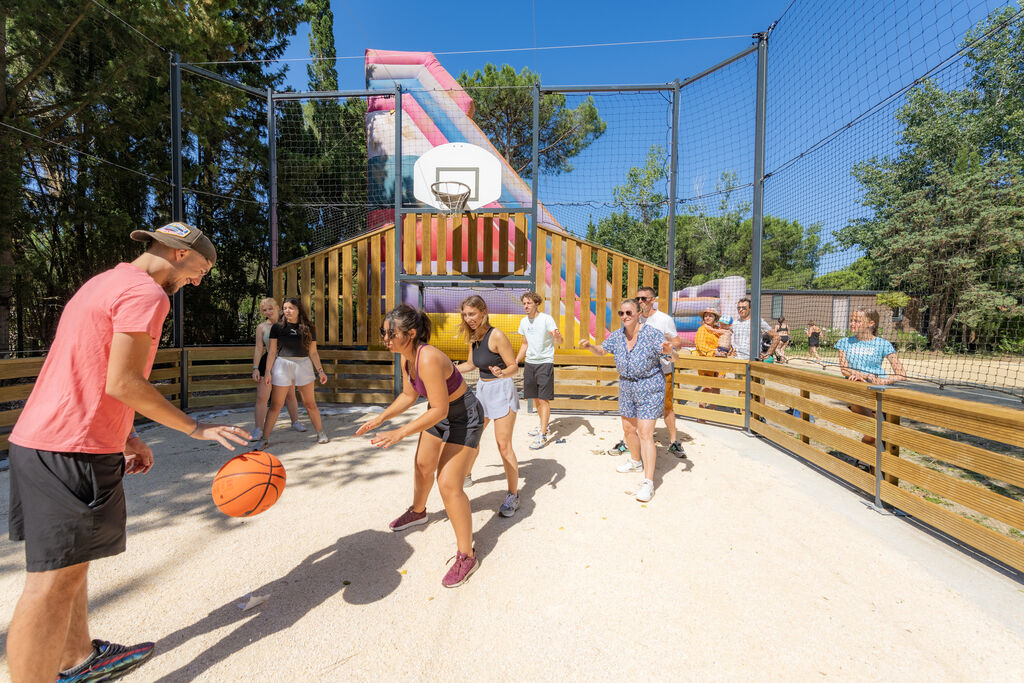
253, 366, 259, 371
188, 421, 200, 437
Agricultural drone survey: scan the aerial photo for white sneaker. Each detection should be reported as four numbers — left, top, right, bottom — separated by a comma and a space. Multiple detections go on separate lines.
527, 426, 542, 437
616, 458, 642, 473
250, 427, 263, 442
317, 430, 329, 444
635, 479, 655, 502
292, 421, 307, 433
529, 433, 547, 450
463, 474, 473, 488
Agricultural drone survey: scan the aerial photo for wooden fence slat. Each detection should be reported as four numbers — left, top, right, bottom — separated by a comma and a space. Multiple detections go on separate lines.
342, 243, 354, 346
437, 215, 448, 276
514, 213, 527, 274
564, 238, 577, 347
452, 213, 463, 274
750, 418, 875, 493
314, 255, 325, 346
370, 232, 383, 348
580, 243, 592, 343
385, 229, 396, 312
329, 248, 339, 344
550, 233, 562, 329
468, 215, 479, 275
549, 398, 619, 411
556, 368, 620, 382
403, 214, 417, 276
497, 213, 508, 275
302, 257, 312, 320
673, 373, 746, 392
627, 260, 638, 298
750, 382, 874, 437
673, 403, 745, 427
611, 254, 623, 331
882, 389, 1024, 450
483, 215, 494, 274
535, 228, 548, 299
286, 264, 298, 297
0, 359, 44, 380
595, 249, 607, 341
553, 384, 621, 397
357, 239, 368, 345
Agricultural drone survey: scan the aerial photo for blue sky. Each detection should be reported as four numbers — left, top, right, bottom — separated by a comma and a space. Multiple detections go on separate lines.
261, 0, 1015, 278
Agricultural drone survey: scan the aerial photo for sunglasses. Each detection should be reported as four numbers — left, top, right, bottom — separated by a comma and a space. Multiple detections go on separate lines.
636, 296, 650, 302
617, 310, 636, 317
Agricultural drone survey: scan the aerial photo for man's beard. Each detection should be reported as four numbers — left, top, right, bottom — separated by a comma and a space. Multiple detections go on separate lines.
161, 280, 180, 296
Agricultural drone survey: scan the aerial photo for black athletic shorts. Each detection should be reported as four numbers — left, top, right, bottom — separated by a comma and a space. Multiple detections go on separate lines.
8, 444, 127, 572
425, 391, 484, 448
523, 362, 555, 401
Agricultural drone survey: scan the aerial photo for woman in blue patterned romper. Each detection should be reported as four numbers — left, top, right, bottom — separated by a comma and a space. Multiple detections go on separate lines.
580, 298, 674, 502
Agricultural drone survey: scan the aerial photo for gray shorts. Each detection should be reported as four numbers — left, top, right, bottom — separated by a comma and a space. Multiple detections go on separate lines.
8, 444, 127, 572
523, 362, 554, 400
475, 377, 519, 420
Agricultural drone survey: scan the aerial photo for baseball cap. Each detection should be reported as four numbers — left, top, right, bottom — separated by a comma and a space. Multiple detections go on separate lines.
719, 315, 734, 325
131, 222, 217, 265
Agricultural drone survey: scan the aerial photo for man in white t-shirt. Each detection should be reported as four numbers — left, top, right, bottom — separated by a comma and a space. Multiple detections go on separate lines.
634, 286, 688, 458
516, 291, 563, 450
732, 297, 772, 361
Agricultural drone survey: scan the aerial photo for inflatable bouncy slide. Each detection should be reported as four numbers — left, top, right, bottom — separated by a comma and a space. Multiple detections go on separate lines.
364, 49, 745, 353
671, 276, 746, 347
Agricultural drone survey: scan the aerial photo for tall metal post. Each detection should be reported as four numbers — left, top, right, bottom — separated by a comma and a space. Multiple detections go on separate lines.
530, 83, 540, 296
268, 87, 279, 278
745, 33, 768, 434
393, 85, 403, 396
667, 79, 680, 298
170, 53, 188, 409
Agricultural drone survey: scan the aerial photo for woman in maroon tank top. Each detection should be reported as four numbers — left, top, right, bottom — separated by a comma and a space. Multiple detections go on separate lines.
355, 305, 485, 588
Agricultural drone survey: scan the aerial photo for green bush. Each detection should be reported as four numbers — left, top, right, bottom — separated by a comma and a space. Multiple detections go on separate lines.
893, 330, 929, 352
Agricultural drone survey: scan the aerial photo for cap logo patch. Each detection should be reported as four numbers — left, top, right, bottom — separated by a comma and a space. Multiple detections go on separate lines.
157, 223, 191, 237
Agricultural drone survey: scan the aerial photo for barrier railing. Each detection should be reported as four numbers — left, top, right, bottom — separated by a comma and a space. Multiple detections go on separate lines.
402, 212, 530, 277
749, 362, 1024, 573
0, 348, 394, 453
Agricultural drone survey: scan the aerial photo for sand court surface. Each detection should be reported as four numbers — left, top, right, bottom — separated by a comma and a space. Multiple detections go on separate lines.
2, 404, 1023, 680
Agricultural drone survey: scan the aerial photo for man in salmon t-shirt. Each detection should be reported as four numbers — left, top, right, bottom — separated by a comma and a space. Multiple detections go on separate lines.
6, 222, 250, 683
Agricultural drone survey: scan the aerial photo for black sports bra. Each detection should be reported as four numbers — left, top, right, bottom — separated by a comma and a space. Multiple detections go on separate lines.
472, 327, 505, 380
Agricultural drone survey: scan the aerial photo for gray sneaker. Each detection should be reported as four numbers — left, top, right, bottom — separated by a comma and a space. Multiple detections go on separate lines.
317, 430, 329, 444
668, 441, 687, 458
292, 421, 307, 433
529, 433, 547, 450
499, 492, 520, 517
463, 474, 473, 488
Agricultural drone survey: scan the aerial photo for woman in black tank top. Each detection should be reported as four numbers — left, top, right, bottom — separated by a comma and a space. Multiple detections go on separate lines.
456, 295, 522, 518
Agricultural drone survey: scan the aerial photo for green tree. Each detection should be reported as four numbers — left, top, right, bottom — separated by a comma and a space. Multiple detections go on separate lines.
812, 257, 878, 290
838, 4, 1024, 351
2, 0, 306, 348
457, 63, 606, 177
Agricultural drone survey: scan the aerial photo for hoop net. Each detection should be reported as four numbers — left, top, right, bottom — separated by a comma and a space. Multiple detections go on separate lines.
430, 181, 470, 215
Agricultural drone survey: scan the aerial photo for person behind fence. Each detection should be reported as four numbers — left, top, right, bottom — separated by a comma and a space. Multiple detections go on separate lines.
456, 295, 522, 517
806, 320, 823, 362
6, 223, 251, 683
774, 316, 791, 363
355, 305, 484, 588
731, 297, 772, 361
836, 308, 906, 445
259, 297, 329, 448
715, 315, 735, 357
694, 306, 726, 415
579, 299, 674, 503
250, 297, 304, 442
515, 291, 563, 450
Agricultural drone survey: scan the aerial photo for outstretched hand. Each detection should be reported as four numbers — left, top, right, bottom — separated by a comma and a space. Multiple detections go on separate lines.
370, 429, 405, 449
354, 415, 384, 437
189, 423, 251, 450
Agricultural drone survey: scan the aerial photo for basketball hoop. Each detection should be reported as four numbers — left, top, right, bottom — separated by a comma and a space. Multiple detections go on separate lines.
430, 181, 471, 216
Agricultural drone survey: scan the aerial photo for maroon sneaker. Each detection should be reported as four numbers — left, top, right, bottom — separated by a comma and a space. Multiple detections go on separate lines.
389, 506, 427, 531
442, 550, 479, 588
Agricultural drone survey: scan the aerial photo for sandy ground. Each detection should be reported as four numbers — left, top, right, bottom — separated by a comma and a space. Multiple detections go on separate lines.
2, 403, 1024, 681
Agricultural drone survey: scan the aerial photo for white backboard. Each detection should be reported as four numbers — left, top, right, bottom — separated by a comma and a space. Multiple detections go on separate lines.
413, 143, 502, 210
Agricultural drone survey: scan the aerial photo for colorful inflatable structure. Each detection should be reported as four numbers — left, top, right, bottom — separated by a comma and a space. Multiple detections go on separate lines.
364, 50, 746, 354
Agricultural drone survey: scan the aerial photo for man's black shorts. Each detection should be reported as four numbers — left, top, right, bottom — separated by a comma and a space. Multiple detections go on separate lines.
523, 362, 555, 401
8, 444, 127, 572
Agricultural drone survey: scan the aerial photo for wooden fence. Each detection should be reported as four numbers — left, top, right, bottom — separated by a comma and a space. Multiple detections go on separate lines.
402, 211, 530, 277
535, 225, 671, 350
4, 346, 1021, 574
0, 348, 394, 453
273, 224, 397, 349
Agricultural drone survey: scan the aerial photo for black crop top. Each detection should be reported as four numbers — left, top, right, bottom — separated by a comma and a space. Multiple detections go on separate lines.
472, 327, 506, 380
270, 321, 312, 358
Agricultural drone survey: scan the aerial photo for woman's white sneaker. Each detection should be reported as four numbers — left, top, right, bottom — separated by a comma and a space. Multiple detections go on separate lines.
635, 479, 655, 502
616, 458, 642, 473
